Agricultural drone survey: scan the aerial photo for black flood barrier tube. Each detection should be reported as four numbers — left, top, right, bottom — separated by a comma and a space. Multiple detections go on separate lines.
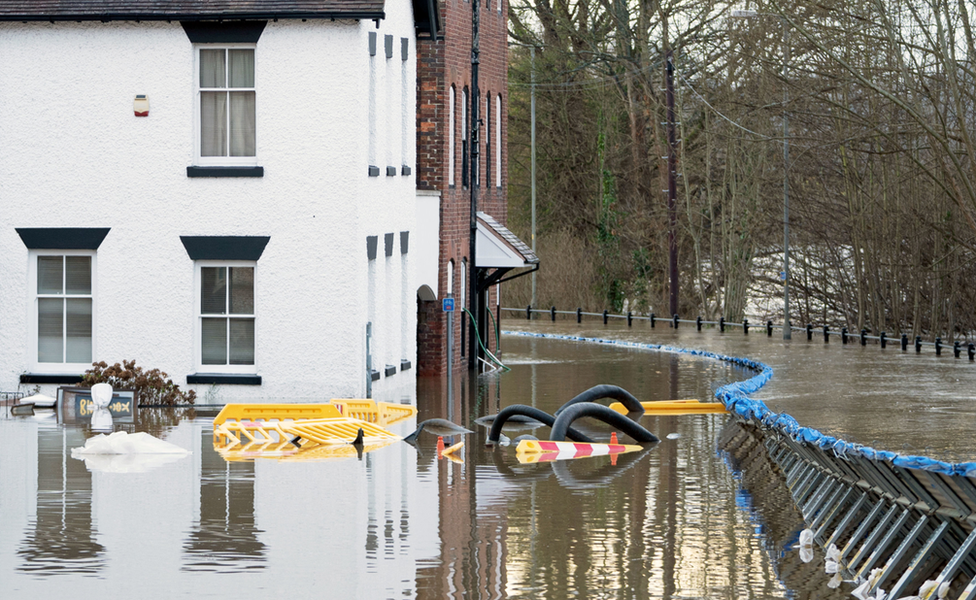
487, 405, 593, 444
550, 403, 660, 443
553, 384, 644, 417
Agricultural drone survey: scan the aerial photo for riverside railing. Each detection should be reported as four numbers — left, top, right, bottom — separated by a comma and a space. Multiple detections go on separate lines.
503, 328, 976, 599
505, 306, 976, 361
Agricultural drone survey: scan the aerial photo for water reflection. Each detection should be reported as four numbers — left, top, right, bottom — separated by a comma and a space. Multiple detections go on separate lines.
182, 429, 265, 572
0, 329, 877, 599
18, 426, 104, 576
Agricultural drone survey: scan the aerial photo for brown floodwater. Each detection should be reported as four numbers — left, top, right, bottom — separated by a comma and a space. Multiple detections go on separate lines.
2, 318, 966, 599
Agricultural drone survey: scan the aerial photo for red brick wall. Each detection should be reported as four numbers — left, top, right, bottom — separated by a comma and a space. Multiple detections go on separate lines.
416, 0, 508, 376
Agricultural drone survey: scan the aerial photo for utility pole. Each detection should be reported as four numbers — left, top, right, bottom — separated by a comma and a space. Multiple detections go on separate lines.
530, 46, 537, 309
468, 0, 480, 369
782, 26, 791, 340
666, 49, 679, 317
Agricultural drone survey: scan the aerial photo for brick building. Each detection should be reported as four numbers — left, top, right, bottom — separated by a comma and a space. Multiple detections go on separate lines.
415, 0, 537, 375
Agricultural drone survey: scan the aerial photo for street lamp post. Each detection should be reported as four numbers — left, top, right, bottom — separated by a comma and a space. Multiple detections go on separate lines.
730, 10, 791, 339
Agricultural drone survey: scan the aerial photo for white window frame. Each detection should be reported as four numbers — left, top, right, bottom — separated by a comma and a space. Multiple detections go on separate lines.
449, 86, 456, 186
28, 250, 96, 373
193, 44, 258, 167
194, 260, 257, 374
495, 94, 502, 187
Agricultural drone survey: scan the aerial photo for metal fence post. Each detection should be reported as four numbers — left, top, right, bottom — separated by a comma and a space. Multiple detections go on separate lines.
743, 318, 749, 335
915, 336, 922, 353
719, 317, 725, 332
860, 329, 867, 346
767, 320, 773, 336
697, 316, 702, 331
673, 314, 679, 329
603, 310, 608, 325
551, 306, 556, 322
627, 311, 633, 326
806, 324, 812, 341
823, 325, 829, 343
954, 341, 961, 358
935, 337, 942, 356
650, 313, 655, 328
576, 307, 582, 323
901, 333, 908, 351
880, 332, 886, 349
841, 327, 848, 344
527, 305, 532, 320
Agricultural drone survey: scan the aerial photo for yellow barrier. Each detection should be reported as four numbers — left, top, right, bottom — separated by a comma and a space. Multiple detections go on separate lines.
329, 399, 417, 426
212, 401, 413, 461
217, 439, 397, 462
608, 399, 727, 415
213, 403, 342, 426
214, 417, 399, 449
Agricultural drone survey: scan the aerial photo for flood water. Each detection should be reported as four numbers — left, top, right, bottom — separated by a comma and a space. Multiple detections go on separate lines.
1, 319, 971, 598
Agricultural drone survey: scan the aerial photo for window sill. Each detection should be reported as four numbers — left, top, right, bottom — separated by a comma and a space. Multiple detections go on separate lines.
187, 166, 264, 178
187, 373, 262, 385
370, 369, 381, 382
384, 364, 397, 377
20, 373, 84, 384
400, 359, 411, 371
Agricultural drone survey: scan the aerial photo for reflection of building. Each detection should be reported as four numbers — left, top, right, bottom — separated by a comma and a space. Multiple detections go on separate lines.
183, 428, 265, 572
17, 426, 104, 575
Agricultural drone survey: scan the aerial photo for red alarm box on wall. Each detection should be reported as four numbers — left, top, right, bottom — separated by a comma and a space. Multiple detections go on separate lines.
134, 95, 149, 117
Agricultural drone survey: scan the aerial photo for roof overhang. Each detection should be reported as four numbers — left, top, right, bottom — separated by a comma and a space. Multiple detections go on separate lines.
0, 1, 385, 22
476, 212, 538, 269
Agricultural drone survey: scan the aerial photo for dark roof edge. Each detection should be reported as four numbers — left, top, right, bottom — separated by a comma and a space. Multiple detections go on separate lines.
0, 11, 385, 22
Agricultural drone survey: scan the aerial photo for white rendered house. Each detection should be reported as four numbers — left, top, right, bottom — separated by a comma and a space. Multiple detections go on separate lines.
0, 0, 439, 402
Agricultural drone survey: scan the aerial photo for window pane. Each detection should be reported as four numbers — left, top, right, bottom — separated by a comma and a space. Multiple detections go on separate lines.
37, 256, 63, 294
38, 298, 63, 363
229, 267, 254, 314
229, 91, 256, 157
66, 298, 92, 363
201, 92, 228, 157
228, 49, 254, 88
200, 49, 225, 88
201, 318, 227, 365
65, 256, 91, 295
201, 267, 227, 315
229, 318, 255, 365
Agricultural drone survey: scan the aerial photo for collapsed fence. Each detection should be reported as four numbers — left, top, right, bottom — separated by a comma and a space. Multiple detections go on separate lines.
505, 306, 976, 360
503, 329, 976, 599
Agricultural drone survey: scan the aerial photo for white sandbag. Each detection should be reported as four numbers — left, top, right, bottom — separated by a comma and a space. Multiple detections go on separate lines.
72, 431, 189, 455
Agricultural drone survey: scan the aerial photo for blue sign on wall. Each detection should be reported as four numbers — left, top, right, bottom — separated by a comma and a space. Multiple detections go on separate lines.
442, 298, 455, 312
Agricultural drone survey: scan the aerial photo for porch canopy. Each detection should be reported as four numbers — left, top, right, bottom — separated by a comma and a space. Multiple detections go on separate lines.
475, 212, 539, 291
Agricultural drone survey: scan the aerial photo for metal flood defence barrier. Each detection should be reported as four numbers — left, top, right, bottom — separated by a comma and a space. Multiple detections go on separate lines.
504, 329, 976, 599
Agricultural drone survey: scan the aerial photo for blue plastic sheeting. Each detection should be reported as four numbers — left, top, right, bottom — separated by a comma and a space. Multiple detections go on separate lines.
504, 330, 976, 477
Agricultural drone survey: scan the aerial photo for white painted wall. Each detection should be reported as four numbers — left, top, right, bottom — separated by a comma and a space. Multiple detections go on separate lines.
0, 8, 427, 402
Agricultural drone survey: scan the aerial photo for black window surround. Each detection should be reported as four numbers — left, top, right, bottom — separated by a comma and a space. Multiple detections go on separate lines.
16, 227, 110, 250
181, 21, 267, 43
20, 373, 84, 385
180, 236, 270, 261
187, 374, 262, 385
187, 166, 264, 178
